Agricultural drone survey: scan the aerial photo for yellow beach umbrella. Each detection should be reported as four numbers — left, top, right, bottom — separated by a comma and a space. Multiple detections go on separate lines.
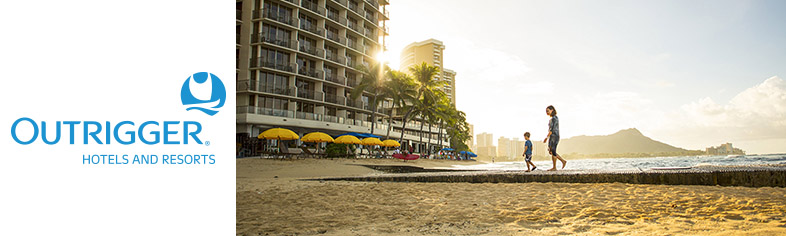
257, 128, 299, 140
381, 139, 401, 147
301, 132, 334, 143
334, 135, 361, 144
361, 137, 384, 146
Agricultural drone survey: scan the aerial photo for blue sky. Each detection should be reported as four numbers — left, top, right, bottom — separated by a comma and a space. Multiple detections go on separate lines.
384, 0, 786, 153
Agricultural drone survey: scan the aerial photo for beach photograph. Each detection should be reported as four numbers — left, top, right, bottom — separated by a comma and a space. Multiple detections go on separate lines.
235, 0, 786, 235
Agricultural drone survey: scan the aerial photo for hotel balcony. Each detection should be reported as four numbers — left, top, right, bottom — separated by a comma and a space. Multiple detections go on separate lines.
299, 45, 325, 58
347, 21, 361, 33
297, 88, 324, 101
324, 94, 346, 105
326, 30, 346, 45
346, 77, 359, 87
324, 73, 346, 85
250, 58, 296, 73
237, 106, 295, 118
236, 9, 242, 22
364, 28, 377, 40
365, 0, 379, 8
252, 32, 296, 50
326, 12, 347, 26
298, 67, 323, 79
237, 80, 297, 97
296, 111, 322, 121
325, 53, 346, 65
301, 1, 325, 16
300, 22, 325, 37
256, 10, 297, 27
347, 41, 364, 53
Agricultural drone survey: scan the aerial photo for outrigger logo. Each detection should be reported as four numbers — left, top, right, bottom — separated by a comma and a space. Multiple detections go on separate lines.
181, 72, 226, 116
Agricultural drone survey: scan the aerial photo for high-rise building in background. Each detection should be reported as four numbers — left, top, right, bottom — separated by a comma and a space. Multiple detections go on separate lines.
497, 137, 525, 160
476, 132, 496, 157
497, 136, 510, 159
235, 0, 446, 154
399, 39, 457, 106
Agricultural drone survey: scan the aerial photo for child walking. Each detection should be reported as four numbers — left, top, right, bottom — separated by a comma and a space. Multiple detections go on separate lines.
523, 132, 536, 172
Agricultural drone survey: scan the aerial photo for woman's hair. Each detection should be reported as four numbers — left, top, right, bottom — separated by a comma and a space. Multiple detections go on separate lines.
547, 105, 557, 116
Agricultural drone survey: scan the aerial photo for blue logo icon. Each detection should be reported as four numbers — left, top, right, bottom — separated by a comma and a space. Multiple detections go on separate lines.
181, 72, 226, 116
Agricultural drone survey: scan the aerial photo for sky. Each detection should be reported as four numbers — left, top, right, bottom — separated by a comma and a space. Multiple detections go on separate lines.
382, 0, 786, 154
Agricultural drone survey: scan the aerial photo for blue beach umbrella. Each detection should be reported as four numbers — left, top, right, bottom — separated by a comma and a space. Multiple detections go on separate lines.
441, 148, 455, 151
335, 132, 381, 138
459, 151, 477, 157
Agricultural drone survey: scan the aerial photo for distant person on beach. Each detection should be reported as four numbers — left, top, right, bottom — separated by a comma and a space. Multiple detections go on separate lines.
523, 132, 537, 172
544, 105, 567, 170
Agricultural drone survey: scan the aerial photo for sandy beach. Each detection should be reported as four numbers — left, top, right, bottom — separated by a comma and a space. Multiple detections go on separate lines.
237, 158, 786, 235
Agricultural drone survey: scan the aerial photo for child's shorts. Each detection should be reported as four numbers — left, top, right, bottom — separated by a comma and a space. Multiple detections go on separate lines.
525, 154, 532, 162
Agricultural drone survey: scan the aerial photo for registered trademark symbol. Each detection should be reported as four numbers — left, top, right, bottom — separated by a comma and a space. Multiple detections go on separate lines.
205, 141, 211, 146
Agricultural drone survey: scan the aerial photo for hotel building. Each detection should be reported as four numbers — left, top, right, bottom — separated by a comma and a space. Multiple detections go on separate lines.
235, 0, 447, 153
399, 39, 457, 105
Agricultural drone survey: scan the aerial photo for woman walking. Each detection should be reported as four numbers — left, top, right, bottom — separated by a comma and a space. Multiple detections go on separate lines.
544, 105, 567, 170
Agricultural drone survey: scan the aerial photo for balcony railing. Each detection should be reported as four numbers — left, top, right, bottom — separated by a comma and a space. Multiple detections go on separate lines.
346, 99, 365, 109
253, 33, 295, 50
324, 94, 345, 105
325, 73, 346, 85
326, 53, 346, 64
365, 0, 379, 8
323, 115, 344, 124
296, 111, 322, 121
348, 3, 361, 15
298, 67, 323, 79
364, 11, 377, 23
297, 89, 324, 101
258, 10, 297, 27
325, 31, 346, 44
327, 12, 347, 26
364, 28, 377, 39
347, 59, 357, 68
241, 106, 295, 118
347, 41, 364, 53
299, 45, 325, 58
301, 1, 325, 16
237, 80, 297, 96
300, 22, 324, 36
347, 21, 361, 33
250, 58, 296, 73
382, 8, 389, 19
331, 0, 348, 6
346, 78, 359, 87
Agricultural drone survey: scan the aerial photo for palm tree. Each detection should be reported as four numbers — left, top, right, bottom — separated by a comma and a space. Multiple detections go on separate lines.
434, 95, 453, 150
381, 70, 416, 140
398, 62, 444, 148
351, 62, 389, 134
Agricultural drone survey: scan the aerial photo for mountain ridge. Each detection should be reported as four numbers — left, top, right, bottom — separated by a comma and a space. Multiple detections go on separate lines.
557, 128, 690, 155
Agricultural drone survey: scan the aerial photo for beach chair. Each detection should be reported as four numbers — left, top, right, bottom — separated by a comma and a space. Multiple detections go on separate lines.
299, 146, 320, 158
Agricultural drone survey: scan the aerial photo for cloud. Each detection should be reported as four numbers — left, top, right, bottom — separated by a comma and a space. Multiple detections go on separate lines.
654, 76, 786, 153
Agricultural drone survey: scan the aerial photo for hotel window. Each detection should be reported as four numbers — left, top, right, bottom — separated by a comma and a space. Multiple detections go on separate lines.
262, 24, 291, 43
296, 102, 315, 113
299, 14, 317, 31
263, 2, 292, 19
260, 48, 289, 65
258, 96, 288, 110
260, 72, 289, 93
325, 106, 337, 116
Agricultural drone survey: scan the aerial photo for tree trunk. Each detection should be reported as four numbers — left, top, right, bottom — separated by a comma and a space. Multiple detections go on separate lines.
427, 120, 432, 157
398, 105, 416, 143
437, 120, 443, 148
419, 119, 424, 154
385, 104, 394, 140
370, 93, 377, 134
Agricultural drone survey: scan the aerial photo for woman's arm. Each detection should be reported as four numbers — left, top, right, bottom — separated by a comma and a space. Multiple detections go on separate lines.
544, 131, 551, 143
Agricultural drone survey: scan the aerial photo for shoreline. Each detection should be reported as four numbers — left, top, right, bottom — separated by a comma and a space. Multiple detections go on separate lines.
237, 158, 786, 235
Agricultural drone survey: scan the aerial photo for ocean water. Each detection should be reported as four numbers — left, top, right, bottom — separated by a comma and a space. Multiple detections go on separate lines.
451, 154, 786, 171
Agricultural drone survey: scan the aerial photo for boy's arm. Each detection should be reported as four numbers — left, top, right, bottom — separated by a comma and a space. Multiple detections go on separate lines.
522, 145, 529, 156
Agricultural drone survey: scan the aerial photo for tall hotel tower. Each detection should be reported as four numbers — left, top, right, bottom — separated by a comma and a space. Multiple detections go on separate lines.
235, 0, 447, 153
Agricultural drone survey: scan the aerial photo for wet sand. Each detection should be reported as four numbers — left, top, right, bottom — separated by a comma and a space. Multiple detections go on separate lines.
237, 158, 786, 235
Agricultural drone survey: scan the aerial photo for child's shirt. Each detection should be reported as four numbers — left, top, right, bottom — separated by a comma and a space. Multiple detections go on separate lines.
525, 140, 533, 155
